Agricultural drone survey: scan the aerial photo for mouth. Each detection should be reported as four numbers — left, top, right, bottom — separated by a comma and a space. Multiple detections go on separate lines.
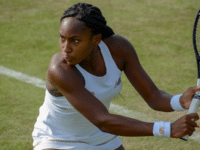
63, 56, 74, 62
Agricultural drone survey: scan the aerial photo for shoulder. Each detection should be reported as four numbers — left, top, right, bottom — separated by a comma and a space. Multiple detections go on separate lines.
47, 52, 85, 91
103, 34, 139, 70
47, 52, 67, 80
103, 34, 135, 52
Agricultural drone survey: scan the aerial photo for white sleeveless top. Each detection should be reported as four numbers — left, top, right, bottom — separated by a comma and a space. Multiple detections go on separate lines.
32, 41, 122, 148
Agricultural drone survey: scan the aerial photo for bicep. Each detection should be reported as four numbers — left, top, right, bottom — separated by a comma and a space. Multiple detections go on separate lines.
119, 37, 159, 102
119, 40, 173, 111
124, 58, 157, 101
48, 65, 109, 128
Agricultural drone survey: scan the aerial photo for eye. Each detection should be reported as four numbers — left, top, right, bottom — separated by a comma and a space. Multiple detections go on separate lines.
74, 39, 79, 43
60, 37, 65, 42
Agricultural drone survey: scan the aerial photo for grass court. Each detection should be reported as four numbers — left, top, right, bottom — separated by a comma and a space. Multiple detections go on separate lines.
0, 0, 200, 149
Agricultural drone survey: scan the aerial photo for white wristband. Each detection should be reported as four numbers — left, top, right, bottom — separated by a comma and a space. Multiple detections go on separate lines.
170, 94, 187, 111
153, 122, 171, 138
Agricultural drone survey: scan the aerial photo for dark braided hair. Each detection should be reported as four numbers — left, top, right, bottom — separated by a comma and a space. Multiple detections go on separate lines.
60, 3, 114, 39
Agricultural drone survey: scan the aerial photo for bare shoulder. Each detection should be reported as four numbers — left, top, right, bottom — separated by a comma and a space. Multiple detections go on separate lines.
46, 53, 110, 129
46, 52, 85, 96
103, 34, 138, 71
103, 34, 136, 53
48, 52, 68, 75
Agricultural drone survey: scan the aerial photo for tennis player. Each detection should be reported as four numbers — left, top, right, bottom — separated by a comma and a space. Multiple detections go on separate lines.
32, 3, 200, 150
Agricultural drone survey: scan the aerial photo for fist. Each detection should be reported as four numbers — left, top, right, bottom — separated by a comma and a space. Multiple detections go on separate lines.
171, 113, 199, 138
180, 86, 200, 109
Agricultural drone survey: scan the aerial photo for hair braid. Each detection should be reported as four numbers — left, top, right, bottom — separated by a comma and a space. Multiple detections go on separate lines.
60, 3, 114, 39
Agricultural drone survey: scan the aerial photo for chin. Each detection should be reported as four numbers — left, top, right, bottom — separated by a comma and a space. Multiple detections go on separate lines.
66, 60, 77, 66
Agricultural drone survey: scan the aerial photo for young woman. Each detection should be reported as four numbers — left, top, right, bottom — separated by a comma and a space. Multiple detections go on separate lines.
32, 3, 200, 150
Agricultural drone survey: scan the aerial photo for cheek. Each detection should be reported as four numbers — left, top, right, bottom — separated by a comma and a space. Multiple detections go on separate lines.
59, 41, 63, 50
77, 46, 92, 57
72, 49, 90, 65
75, 49, 86, 60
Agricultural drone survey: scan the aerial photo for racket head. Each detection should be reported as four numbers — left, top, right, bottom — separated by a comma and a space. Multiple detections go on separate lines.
193, 9, 200, 78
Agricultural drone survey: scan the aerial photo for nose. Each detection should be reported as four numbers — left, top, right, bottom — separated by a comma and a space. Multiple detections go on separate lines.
62, 41, 72, 53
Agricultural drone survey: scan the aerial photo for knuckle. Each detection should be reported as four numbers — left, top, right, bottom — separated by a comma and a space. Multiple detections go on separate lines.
193, 123, 197, 127
181, 115, 187, 119
188, 87, 193, 91
188, 133, 192, 136
189, 131, 194, 136
181, 122, 187, 127
193, 116, 199, 121
188, 86, 196, 93
182, 117, 188, 123
193, 128, 196, 132
183, 128, 188, 134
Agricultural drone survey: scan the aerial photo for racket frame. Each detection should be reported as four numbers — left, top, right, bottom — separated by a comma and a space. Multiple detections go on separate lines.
181, 9, 200, 141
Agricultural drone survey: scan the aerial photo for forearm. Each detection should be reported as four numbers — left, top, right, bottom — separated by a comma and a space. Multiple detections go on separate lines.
100, 113, 154, 136
148, 89, 174, 112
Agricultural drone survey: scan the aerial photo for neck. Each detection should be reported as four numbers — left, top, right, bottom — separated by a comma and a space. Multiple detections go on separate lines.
79, 46, 99, 72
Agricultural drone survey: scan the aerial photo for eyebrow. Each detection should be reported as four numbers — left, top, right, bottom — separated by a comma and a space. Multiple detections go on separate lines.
59, 32, 82, 38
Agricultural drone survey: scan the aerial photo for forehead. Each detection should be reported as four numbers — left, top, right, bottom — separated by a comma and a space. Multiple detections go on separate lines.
60, 17, 91, 37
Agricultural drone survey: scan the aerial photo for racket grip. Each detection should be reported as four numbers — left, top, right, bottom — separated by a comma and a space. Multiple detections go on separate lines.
181, 95, 200, 141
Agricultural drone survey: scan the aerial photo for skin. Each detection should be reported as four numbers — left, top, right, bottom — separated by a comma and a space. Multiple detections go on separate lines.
44, 17, 200, 150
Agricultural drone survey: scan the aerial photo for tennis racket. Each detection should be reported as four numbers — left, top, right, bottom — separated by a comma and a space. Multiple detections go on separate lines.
181, 9, 200, 141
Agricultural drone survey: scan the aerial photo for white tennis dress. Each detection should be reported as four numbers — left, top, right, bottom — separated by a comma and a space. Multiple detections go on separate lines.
32, 41, 123, 150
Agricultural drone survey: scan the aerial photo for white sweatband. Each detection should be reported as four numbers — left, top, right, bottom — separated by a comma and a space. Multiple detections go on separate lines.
153, 122, 171, 138
170, 94, 187, 111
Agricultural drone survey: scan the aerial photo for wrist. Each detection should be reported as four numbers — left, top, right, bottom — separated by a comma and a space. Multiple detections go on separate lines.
170, 94, 187, 111
153, 122, 171, 138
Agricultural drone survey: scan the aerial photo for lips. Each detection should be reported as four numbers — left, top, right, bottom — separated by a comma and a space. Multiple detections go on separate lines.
63, 55, 73, 62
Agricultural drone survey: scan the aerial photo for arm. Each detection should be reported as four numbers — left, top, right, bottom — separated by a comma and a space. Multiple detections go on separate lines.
47, 45, 198, 138
47, 57, 154, 137
109, 35, 174, 112
104, 35, 199, 138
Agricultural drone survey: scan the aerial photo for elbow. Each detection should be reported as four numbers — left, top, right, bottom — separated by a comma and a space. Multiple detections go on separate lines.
97, 124, 108, 133
94, 114, 110, 133
147, 101, 162, 111
150, 105, 161, 111
145, 89, 163, 111
147, 102, 158, 110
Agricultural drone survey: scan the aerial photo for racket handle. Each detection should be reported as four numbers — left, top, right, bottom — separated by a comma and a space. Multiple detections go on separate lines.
181, 94, 200, 141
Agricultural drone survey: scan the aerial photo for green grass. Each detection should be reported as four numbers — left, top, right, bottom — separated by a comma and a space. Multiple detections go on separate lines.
0, 0, 200, 149
0, 75, 44, 149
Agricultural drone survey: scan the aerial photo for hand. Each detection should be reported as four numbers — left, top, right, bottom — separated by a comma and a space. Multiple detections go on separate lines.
180, 86, 200, 109
171, 113, 200, 138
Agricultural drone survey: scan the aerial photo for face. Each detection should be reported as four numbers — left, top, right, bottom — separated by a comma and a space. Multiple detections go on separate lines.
59, 17, 101, 66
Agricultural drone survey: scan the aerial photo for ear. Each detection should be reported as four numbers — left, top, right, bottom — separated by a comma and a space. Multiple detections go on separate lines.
92, 34, 102, 46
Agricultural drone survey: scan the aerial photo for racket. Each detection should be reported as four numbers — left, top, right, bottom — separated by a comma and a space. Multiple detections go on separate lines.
181, 9, 200, 141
